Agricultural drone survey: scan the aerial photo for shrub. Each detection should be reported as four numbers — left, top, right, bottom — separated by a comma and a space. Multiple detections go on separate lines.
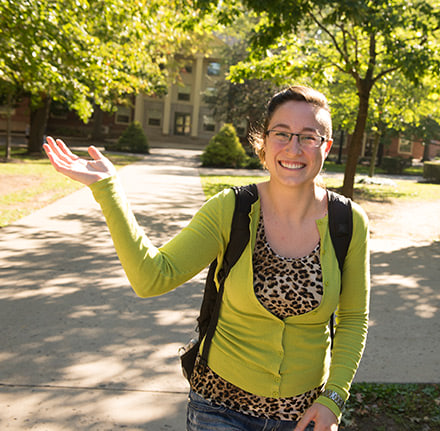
381, 156, 412, 174
200, 124, 247, 168
423, 161, 440, 183
105, 121, 149, 154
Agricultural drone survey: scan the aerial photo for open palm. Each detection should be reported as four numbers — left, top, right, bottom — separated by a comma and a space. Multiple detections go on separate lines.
43, 136, 116, 186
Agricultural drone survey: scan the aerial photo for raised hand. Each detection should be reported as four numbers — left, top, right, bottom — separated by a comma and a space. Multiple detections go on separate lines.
43, 136, 116, 186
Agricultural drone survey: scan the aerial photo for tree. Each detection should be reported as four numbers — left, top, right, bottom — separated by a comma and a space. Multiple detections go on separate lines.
0, 79, 23, 160
365, 72, 440, 175
198, 0, 440, 198
0, 0, 205, 154
204, 18, 280, 137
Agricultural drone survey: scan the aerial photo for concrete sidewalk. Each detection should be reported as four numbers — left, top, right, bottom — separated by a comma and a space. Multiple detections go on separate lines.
0, 148, 439, 430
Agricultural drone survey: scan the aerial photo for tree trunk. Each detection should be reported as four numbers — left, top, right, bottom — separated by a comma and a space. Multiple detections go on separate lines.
422, 141, 430, 162
341, 86, 371, 198
91, 105, 104, 141
28, 95, 51, 154
4, 93, 12, 160
368, 131, 381, 177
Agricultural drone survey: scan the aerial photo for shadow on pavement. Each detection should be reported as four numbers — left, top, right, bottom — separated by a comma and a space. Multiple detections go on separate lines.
356, 240, 440, 383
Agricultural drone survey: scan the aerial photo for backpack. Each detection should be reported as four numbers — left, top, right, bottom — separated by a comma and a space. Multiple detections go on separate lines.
180, 183, 352, 382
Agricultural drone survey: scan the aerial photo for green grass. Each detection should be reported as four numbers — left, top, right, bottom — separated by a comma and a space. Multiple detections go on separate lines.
0, 146, 142, 227
201, 174, 440, 202
323, 160, 424, 177
341, 383, 440, 430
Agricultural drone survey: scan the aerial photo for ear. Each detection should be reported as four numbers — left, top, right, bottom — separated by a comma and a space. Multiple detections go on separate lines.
323, 138, 333, 159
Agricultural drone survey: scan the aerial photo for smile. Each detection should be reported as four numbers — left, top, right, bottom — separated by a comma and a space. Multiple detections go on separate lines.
279, 161, 305, 170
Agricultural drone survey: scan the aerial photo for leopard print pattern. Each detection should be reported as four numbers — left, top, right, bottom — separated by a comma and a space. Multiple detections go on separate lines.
253, 212, 323, 319
190, 212, 325, 421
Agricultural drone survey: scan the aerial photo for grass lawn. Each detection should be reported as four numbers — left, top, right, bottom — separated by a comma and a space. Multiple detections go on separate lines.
0, 146, 142, 227
201, 174, 440, 202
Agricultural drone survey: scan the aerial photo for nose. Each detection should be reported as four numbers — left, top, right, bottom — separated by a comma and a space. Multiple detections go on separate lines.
286, 134, 303, 154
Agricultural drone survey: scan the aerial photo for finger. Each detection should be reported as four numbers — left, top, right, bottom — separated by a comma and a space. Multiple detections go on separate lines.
294, 412, 313, 431
55, 138, 79, 160
87, 145, 104, 161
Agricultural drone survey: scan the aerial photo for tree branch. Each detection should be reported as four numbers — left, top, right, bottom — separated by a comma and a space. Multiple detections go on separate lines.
373, 66, 400, 83
308, 10, 358, 81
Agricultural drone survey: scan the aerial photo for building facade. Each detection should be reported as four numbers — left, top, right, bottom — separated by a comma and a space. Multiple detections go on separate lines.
133, 53, 229, 149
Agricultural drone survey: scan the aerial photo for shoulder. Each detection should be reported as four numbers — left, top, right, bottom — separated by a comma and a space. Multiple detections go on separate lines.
197, 187, 236, 225
351, 200, 369, 228
327, 190, 368, 225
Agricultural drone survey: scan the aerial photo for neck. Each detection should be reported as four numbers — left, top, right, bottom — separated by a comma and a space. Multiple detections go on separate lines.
259, 180, 326, 223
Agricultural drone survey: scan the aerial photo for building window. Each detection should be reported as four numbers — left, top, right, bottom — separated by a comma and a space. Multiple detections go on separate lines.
207, 62, 221, 76
203, 115, 216, 132
399, 137, 412, 154
175, 113, 191, 135
177, 85, 191, 101
115, 106, 131, 124
147, 109, 162, 127
183, 64, 192, 73
203, 87, 217, 104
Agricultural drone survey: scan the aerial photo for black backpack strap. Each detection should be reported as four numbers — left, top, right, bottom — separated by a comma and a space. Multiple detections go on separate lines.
198, 184, 258, 370
327, 189, 353, 349
327, 190, 353, 277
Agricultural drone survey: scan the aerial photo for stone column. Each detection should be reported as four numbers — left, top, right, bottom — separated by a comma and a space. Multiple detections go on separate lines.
191, 53, 204, 138
134, 94, 144, 127
162, 87, 172, 135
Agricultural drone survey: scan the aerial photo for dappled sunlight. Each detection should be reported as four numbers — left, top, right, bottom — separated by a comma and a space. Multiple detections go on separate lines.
0, 385, 188, 429
153, 308, 199, 327
355, 240, 440, 383
0, 150, 206, 427
64, 357, 127, 386
413, 303, 437, 319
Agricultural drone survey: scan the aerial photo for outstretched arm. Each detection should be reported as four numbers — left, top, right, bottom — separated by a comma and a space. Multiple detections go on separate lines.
43, 136, 116, 185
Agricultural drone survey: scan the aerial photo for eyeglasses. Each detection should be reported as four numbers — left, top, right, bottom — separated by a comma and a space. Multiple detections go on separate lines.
266, 129, 326, 148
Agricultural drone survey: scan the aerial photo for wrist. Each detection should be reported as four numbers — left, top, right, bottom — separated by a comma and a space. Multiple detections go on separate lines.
321, 389, 345, 410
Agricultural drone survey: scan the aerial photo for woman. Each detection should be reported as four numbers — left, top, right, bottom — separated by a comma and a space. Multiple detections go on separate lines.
44, 85, 370, 431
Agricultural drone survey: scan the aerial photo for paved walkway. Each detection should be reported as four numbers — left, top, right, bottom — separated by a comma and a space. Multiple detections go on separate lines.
0, 148, 439, 430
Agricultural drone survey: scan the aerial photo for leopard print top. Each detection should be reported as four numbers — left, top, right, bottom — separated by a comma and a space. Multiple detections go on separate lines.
190, 212, 324, 421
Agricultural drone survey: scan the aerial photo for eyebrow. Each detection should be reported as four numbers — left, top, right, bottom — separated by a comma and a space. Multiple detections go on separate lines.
270, 123, 320, 134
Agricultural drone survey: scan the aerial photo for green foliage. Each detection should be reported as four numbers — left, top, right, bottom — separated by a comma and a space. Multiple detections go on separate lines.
0, 0, 210, 122
200, 124, 247, 168
202, 16, 280, 133
213, 0, 440, 197
423, 161, 440, 183
105, 121, 149, 154
381, 156, 412, 174
343, 383, 440, 430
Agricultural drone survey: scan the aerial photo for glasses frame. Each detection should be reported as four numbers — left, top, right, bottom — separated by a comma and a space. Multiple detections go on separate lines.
265, 129, 327, 148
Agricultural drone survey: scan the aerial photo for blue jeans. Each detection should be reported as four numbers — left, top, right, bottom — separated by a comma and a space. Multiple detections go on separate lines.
186, 390, 315, 431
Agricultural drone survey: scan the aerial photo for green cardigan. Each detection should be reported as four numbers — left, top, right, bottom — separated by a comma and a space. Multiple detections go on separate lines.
90, 176, 370, 420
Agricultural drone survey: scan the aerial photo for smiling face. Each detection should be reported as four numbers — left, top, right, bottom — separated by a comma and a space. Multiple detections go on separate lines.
264, 100, 333, 189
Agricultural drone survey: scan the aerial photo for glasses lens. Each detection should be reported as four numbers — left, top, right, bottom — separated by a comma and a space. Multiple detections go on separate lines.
270, 131, 290, 144
299, 135, 320, 147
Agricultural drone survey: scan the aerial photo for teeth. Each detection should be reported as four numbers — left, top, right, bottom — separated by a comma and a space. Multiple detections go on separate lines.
280, 161, 305, 170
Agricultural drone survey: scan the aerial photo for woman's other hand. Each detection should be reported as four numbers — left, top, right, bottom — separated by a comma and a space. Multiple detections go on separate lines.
43, 136, 116, 186
294, 403, 338, 431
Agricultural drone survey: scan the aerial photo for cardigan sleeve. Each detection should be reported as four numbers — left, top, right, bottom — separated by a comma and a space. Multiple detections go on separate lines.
90, 175, 232, 298
315, 202, 370, 420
